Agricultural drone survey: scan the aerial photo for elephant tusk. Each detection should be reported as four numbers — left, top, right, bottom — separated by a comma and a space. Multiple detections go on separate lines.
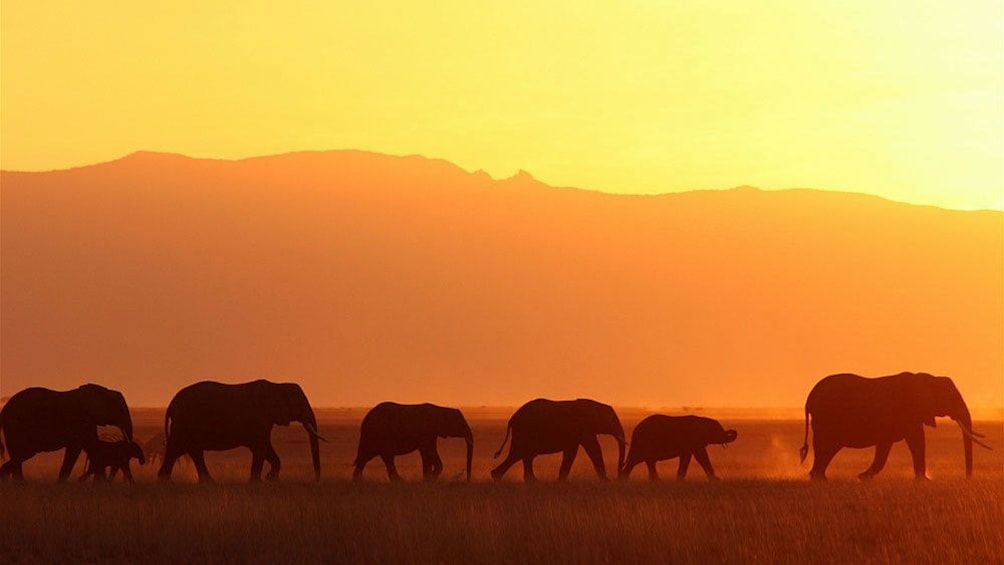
304, 422, 330, 443
956, 421, 993, 450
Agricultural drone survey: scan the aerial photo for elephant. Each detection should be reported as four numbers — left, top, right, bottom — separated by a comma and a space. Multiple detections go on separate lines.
491, 398, 626, 482
353, 402, 473, 482
79, 439, 146, 483
157, 380, 326, 483
619, 415, 738, 481
800, 372, 992, 480
0, 384, 133, 482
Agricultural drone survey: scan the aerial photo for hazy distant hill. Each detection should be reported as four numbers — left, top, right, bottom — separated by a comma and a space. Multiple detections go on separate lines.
2, 151, 1001, 407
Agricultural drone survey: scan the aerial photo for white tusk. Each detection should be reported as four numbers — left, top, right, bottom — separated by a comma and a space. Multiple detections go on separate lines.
304, 422, 330, 443
956, 421, 993, 450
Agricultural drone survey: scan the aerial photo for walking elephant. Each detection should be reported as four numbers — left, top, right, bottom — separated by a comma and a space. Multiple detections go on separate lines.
800, 372, 992, 480
79, 439, 146, 483
0, 384, 134, 482
157, 380, 326, 483
619, 415, 737, 481
491, 398, 626, 482
353, 402, 473, 482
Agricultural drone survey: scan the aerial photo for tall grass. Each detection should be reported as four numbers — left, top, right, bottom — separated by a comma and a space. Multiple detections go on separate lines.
2, 481, 1001, 563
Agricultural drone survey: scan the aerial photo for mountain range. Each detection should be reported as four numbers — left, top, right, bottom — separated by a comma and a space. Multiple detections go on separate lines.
2, 151, 1001, 407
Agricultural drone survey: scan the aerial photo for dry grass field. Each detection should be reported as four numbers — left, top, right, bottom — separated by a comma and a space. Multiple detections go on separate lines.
1, 409, 1001, 563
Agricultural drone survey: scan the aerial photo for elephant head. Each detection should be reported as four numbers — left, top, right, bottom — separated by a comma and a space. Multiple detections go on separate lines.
576, 399, 627, 472
912, 375, 991, 478
435, 407, 474, 481
706, 420, 738, 447
76, 384, 133, 441
263, 382, 325, 481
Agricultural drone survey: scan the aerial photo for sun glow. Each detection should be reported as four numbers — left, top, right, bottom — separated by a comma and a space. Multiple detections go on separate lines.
2, 0, 1002, 210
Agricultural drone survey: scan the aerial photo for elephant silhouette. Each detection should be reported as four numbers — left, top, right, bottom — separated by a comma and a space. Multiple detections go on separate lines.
158, 380, 326, 483
491, 398, 626, 482
353, 402, 473, 482
620, 415, 737, 481
0, 385, 134, 482
79, 439, 146, 483
801, 372, 992, 480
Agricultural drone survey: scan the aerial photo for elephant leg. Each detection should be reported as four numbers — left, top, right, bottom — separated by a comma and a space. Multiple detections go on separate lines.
646, 461, 660, 481
491, 453, 519, 482
809, 440, 839, 481
522, 456, 537, 482
158, 443, 185, 481
249, 451, 265, 482
1, 459, 25, 482
189, 450, 213, 483
859, 442, 892, 480
581, 435, 608, 480
677, 453, 692, 480
120, 466, 134, 484
381, 455, 402, 482
904, 426, 928, 480
353, 454, 375, 482
419, 445, 443, 482
619, 457, 640, 480
263, 443, 281, 481
693, 447, 718, 481
58, 447, 83, 483
557, 445, 579, 481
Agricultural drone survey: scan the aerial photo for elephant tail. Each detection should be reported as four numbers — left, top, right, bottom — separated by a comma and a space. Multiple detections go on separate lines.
493, 422, 512, 459
799, 405, 810, 463
163, 403, 172, 443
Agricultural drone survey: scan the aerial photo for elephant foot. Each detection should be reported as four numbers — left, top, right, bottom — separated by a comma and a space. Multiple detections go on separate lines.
707, 475, 720, 482
265, 473, 279, 483
809, 472, 827, 481
858, 471, 875, 481
489, 469, 503, 482
914, 474, 930, 481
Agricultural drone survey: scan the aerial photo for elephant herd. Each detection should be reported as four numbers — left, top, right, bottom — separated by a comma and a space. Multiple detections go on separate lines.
0, 372, 992, 484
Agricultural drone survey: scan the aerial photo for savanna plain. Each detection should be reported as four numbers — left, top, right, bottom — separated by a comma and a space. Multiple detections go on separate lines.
1, 408, 1001, 564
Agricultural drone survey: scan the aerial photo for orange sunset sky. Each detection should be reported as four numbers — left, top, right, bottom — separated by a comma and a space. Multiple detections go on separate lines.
2, 1, 1002, 209
1, 2, 1002, 409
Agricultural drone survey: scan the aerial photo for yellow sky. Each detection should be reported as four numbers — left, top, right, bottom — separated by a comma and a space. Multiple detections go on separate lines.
2, 1, 1002, 209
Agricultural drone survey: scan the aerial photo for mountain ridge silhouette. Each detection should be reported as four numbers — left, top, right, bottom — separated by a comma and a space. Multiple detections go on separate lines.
3, 150, 997, 213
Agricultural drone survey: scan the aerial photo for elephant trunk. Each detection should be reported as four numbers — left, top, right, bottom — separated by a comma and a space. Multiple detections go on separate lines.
121, 417, 133, 443
617, 437, 626, 474
301, 409, 322, 481
464, 427, 474, 482
613, 424, 626, 474
956, 405, 974, 479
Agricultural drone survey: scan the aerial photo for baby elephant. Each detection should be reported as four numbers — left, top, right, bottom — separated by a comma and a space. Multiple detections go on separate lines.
80, 439, 146, 483
620, 415, 737, 481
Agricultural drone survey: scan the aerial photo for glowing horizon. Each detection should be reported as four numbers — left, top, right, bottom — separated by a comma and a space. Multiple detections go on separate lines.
2, 1, 1002, 210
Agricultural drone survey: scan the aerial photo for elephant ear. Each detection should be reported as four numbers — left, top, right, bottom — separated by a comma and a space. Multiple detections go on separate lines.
904, 375, 939, 428
253, 382, 293, 426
